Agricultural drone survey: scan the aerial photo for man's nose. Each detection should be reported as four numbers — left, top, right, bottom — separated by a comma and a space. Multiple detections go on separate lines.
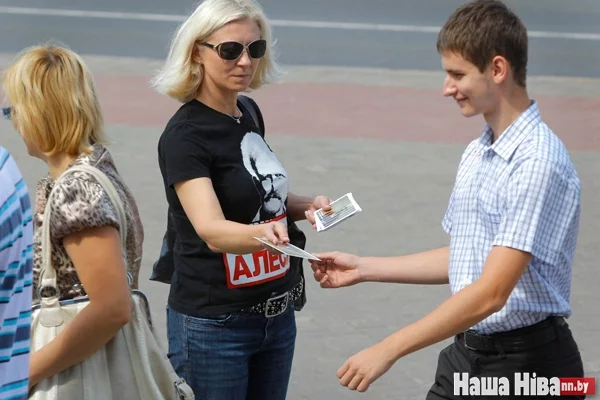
442, 76, 456, 97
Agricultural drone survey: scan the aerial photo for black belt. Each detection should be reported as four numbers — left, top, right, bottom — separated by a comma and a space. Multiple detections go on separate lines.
459, 316, 566, 353
240, 278, 304, 318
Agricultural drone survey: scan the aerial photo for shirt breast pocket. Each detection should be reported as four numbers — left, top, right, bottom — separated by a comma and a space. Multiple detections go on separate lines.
477, 184, 504, 230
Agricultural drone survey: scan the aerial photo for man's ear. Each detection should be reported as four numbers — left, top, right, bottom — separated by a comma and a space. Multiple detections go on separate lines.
192, 43, 203, 64
491, 55, 509, 84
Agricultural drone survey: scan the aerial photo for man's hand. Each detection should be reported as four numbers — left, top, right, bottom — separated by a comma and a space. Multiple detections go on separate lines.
309, 251, 363, 288
337, 341, 397, 392
304, 195, 332, 228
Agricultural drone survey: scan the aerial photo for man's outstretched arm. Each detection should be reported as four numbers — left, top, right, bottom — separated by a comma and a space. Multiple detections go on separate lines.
360, 246, 450, 285
337, 245, 531, 392
311, 246, 450, 289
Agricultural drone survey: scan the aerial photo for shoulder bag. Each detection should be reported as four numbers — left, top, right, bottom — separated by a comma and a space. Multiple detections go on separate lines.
30, 164, 194, 400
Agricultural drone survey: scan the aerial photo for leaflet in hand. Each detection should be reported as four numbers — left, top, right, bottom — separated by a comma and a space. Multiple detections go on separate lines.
253, 237, 321, 261
314, 193, 362, 232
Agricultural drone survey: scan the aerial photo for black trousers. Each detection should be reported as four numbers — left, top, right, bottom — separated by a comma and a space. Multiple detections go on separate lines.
426, 317, 585, 399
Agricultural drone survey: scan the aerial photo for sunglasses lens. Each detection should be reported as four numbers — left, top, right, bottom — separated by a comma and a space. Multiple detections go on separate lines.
248, 40, 267, 59
1, 107, 10, 120
218, 42, 245, 60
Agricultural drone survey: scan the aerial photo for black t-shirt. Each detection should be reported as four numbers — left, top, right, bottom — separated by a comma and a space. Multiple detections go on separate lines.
157, 97, 302, 317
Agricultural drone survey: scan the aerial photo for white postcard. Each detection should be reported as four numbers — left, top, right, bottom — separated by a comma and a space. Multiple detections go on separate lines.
314, 193, 362, 232
253, 237, 321, 261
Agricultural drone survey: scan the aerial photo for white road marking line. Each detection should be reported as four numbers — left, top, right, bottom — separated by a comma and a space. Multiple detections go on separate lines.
1, 6, 600, 41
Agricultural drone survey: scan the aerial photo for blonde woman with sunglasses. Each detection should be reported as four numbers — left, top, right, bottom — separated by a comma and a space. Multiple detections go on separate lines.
152, 0, 332, 398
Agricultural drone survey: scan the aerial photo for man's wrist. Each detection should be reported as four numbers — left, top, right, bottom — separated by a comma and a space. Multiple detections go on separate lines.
380, 330, 410, 363
357, 257, 370, 283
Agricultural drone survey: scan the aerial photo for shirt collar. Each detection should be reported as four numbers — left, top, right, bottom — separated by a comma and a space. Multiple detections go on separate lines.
477, 100, 541, 162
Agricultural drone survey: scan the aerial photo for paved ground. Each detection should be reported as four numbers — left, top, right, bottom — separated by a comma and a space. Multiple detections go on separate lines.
0, 2, 599, 399
1, 53, 599, 399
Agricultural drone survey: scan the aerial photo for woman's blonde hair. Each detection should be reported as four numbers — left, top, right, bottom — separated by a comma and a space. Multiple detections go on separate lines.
151, 0, 282, 103
2, 44, 105, 157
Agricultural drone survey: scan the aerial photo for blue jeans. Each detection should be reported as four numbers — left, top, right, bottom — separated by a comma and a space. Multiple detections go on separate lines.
166, 303, 297, 400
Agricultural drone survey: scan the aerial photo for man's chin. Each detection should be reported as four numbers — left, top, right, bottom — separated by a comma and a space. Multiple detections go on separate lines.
459, 107, 479, 118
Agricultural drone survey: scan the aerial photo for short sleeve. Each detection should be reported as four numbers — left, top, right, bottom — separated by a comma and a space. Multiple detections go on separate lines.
441, 143, 475, 235
49, 175, 119, 241
493, 159, 580, 265
442, 190, 455, 234
161, 123, 214, 188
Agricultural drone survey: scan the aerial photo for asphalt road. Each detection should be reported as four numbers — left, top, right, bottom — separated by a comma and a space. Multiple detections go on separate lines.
0, 0, 599, 77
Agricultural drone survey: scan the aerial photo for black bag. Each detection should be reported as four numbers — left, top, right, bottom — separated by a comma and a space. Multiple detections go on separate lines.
150, 95, 308, 311
148, 208, 177, 284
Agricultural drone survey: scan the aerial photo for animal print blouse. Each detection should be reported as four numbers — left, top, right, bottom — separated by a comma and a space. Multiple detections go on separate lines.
32, 144, 144, 302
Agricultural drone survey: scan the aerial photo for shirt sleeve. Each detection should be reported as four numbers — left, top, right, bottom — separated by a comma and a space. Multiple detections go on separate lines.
161, 123, 214, 188
48, 174, 119, 241
442, 143, 475, 235
493, 159, 580, 265
442, 190, 455, 234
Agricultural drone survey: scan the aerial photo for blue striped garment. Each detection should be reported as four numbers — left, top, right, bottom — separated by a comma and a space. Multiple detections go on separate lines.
0, 146, 33, 400
443, 101, 581, 334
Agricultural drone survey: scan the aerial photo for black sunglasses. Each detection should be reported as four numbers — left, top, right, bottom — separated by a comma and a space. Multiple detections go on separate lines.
200, 39, 267, 61
1, 107, 11, 120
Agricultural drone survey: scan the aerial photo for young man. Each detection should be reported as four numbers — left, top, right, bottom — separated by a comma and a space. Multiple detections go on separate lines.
310, 0, 585, 398
0, 145, 33, 400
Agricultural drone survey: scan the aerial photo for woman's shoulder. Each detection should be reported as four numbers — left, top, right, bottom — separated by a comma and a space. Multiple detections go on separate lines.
52, 145, 119, 197
158, 111, 228, 161
45, 144, 130, 240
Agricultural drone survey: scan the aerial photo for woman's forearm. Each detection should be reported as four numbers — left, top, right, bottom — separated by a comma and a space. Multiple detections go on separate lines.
29, 301, 130, 387
200, 220, 274, 254
176, 178, 288, 254
286, 192, 313, 221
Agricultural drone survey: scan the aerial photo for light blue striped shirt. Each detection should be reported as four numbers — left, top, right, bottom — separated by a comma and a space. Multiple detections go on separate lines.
443, 101, 580, 334
0, 147, 33, 400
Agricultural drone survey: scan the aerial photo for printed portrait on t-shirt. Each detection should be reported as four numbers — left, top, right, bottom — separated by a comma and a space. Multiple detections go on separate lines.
240, 132, 288, 223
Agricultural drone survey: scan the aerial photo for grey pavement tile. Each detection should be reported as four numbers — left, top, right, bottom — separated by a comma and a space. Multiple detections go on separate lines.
2, 123, 598, 399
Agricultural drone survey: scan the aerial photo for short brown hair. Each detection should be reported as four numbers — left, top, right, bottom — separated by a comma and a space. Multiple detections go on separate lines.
2, 44, 105, 157
437, 0, 528, 87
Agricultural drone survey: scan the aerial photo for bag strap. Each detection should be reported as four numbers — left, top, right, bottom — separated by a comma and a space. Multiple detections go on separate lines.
238, 95, 263, 132
38, 163, 129, 297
